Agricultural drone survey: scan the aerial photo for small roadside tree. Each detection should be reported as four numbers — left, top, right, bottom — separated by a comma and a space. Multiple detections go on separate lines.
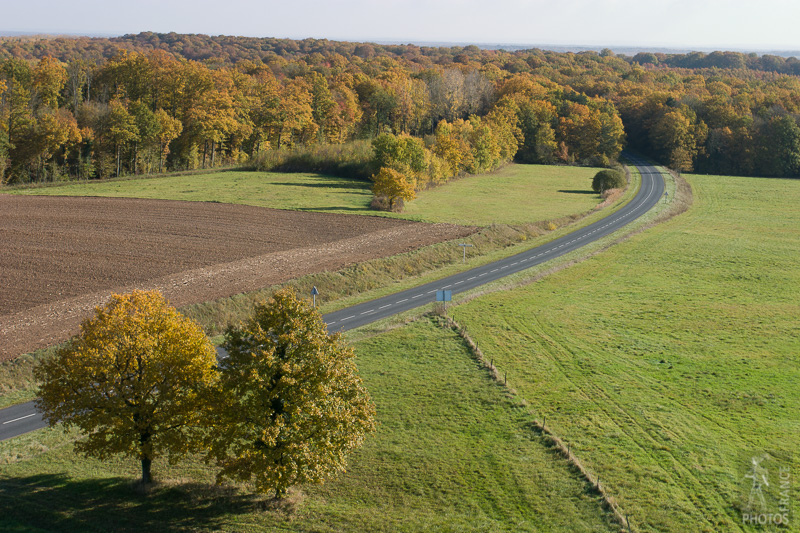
591, 168, 626, 193
371, 166, 416, 211
35, 290, 217, 486
206, 288, 376, 498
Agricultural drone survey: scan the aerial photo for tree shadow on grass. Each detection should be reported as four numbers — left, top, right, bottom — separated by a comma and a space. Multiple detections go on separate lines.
557, 189, 596, 195
0, 474, 260, 533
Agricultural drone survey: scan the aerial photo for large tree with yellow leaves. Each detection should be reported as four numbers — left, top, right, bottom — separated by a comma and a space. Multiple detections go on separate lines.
35, 290, 217, 485
206, 288, 376, 497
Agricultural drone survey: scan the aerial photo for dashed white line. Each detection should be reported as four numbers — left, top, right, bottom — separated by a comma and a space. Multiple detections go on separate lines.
361, 309, 375, 315
467, 276, 476, 280
2, 413, 36, 424
412, 294, 423, 299
379, 304, 391, 309
397, 298, 408, 303
341, 315, 355, 321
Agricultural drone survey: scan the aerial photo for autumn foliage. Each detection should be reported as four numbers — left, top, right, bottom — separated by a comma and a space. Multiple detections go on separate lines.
371, 167, 416, 211
34, 289, 376, 496
34, 290, 217, 485
206, 289, 376, 497
3, 34, 800, 184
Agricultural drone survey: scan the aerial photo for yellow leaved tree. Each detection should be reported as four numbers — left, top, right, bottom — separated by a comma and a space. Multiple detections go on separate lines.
371, 167, 416, 211
205, 288, 376, 498
35, 290, 217, 485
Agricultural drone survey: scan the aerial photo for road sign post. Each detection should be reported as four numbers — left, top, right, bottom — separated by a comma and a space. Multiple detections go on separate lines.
458, 243, 474, 262
435, 289, 452, 312
311, 286, 319, 308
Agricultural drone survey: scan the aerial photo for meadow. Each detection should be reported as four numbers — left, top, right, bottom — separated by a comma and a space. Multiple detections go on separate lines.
10, 164, 603, 226
450, 174, 800, 531
0, 317, 619, 532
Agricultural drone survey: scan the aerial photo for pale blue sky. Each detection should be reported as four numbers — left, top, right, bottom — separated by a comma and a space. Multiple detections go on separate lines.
4, 0, 799, 51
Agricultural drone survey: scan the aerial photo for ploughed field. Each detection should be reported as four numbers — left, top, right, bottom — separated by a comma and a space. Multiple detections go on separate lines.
0, 195, 473, 361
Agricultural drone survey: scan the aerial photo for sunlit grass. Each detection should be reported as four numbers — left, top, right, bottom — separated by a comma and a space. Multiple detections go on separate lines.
451, 174, 800, 532
10, 164, 604, 226
0, 318, 618, 532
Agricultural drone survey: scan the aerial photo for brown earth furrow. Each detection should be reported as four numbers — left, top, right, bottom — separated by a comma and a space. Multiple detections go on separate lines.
0, 195, 474, 360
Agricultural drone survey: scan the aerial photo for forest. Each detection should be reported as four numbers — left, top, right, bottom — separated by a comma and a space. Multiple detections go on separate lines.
1, 32, 799, 185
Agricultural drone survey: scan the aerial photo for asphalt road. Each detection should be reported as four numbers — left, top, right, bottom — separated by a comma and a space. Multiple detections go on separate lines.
0, 158, 665, 442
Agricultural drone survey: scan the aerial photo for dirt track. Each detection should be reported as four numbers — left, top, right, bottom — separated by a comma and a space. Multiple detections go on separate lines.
0, 195, 474, 360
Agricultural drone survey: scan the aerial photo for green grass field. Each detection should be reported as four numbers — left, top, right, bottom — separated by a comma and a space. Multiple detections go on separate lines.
9, 164, 603, 226
0, 318, 618, 532
450, 174, 800, 532
8, 167, 796, 531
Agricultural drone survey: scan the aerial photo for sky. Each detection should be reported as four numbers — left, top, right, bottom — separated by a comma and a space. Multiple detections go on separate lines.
3, 0, 800, 52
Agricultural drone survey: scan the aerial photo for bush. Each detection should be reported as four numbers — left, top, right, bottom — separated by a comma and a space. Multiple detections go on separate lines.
248, 140, 376, 180
592, 169, 626, 193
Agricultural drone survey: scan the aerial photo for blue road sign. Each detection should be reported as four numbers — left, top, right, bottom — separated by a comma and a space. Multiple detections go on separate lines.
436, 290, 452, 302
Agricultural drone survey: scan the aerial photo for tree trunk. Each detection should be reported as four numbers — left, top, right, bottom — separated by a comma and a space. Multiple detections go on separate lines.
211, 140, 216, 167
141, 456, 153, 485
202, 141, 207, 169
116, 144, 121, 178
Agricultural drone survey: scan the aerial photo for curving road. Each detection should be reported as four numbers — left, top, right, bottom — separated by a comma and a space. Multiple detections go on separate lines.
0, 158, 666, 442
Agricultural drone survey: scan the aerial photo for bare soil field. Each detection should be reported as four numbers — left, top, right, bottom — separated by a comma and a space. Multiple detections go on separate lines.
0, 195, 474, 361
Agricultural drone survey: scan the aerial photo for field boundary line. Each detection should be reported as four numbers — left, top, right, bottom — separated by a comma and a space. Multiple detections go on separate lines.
437, 313, 637, 533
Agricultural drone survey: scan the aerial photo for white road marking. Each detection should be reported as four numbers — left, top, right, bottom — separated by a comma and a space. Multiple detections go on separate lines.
398, 298, 408, 303
361, 310, 374, 315
379, 304, 391, 309
3, 413, 36, 424
412, 294, 423, 299
341, 315, 355, 321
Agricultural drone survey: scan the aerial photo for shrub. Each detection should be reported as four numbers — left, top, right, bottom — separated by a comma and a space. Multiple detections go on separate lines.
592, 169, 626, 193
248, 140, 376, 180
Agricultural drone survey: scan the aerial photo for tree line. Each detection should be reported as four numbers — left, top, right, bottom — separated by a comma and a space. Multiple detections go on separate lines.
1, 33, 800, 184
